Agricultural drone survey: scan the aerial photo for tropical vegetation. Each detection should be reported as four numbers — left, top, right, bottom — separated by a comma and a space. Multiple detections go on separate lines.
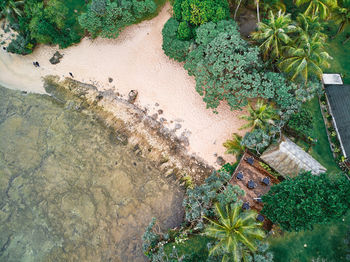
262, 172, 350, 231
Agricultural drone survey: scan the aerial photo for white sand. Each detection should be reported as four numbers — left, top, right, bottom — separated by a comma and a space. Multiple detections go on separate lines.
0, 3, 247, 167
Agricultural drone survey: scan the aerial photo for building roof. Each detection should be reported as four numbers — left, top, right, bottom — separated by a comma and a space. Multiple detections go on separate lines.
230, 151, 279, 212
261, 137, 327, 177
325, 84, 350, 158
322, 74, 343, 85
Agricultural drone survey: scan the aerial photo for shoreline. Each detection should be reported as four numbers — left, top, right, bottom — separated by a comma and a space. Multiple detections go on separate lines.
0, 3, 248, 167
44, 76, 213, 183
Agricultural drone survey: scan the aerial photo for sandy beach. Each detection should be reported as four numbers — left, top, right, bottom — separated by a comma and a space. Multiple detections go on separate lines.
0, 3, 247, 167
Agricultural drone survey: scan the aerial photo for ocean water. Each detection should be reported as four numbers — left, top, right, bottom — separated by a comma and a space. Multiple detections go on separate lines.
0, 86, 184, 262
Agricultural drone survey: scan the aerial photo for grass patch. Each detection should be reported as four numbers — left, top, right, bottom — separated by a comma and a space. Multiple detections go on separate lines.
164, 235, 212, 260
326, 24, 350, 84
300, 97, 341, 174
269, 212, 350, 262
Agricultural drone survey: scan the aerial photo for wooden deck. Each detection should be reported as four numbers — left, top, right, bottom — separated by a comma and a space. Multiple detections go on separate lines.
229, 151, 279, 212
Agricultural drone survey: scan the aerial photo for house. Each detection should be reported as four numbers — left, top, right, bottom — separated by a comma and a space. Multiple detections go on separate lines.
324, 81, 350, 168
261, 137, 327, 177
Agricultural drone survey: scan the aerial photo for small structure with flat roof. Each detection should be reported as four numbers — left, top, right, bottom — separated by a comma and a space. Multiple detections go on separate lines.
322, 73, 343, 85
261, 137, 327, 177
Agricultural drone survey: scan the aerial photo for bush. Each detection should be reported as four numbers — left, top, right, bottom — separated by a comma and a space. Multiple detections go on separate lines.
79, 0, 157, 39
7, 33, 34, 55
262, 172, 350, 231
286, 108, 314, 139
162, 18, 192, 62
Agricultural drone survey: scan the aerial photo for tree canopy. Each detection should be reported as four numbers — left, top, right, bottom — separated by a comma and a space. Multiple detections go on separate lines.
262, 172, 350, 231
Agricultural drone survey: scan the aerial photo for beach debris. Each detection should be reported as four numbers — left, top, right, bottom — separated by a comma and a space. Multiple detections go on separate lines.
216, 156, 226, 166
49, 51, 63, 64
128, 90, 138, 103
108, 77, 113, 83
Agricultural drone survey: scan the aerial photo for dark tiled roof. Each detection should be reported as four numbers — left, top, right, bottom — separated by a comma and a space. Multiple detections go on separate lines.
325, 85, 350, 158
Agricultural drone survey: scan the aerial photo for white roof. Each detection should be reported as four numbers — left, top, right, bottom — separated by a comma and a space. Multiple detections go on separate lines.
261, 137, 327, 177
322, 74, 343, 85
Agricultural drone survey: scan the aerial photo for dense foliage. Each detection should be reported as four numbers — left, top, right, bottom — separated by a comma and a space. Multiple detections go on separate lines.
184, 20, 317, 112
1, 0, 85, 54
172, 0, 229, 38
262, 172, 350, 231
183, 170, 244, 229
78, 0, 156, 38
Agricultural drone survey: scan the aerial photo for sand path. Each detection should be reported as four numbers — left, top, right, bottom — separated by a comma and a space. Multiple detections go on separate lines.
0, 3, 247, 167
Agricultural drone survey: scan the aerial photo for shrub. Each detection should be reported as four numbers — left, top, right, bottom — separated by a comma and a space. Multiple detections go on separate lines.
7, 33, 34, 55
262, 172, 350, 231
286, 108, 314, 139
162, 18, 192, 62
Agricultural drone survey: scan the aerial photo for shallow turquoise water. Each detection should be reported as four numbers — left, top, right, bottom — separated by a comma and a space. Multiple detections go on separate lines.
0, 86, 184, 262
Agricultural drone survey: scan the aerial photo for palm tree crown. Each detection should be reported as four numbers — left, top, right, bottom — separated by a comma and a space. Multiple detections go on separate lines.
295, 0, 337, 19
223, 133, 245, 156
252, 10, 296, 60
239, 100, 278, 130
0, 0, 24, 23
205, 203, 265, 262
333, 0, 350, 35
279, 16, 332, 84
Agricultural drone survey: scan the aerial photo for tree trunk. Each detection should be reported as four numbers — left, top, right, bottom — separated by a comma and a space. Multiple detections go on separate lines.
256, 0, 260, 24
234, 0, 243, 20
343, 35, 350, 44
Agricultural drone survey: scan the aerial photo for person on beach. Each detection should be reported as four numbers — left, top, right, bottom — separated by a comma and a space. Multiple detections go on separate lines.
33, 62, 37, 67
35, 61, 40, 67
69, 72, 74, 78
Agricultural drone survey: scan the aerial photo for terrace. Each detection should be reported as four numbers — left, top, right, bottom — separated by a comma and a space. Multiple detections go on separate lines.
229, 151, 279, 213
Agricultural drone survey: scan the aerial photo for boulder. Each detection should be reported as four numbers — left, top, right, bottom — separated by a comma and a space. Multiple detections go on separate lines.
49, 51, 63, 64
128, 90, 138, 104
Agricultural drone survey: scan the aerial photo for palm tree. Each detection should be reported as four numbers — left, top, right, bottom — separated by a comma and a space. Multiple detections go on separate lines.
252, 10, 296, 60
256, 0, 261, 23
239, 100, 278, 130
332, 0, 350, 35
223, 133, 245, 156
0, 0, 24, 24
204, 203, 265, 262
279, 30, 332, 84
295, 0, 337, 19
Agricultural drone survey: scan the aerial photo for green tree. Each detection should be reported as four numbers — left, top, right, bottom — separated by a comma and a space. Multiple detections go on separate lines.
333, 0, 350, 35
79, 0, 156, 39
184, 20, 264, 110
223, 133, 245, 157
0, 0, 24, 24
239, 100, 278, 130
204, 203, 265, 262
241, 129, 271, 155
295, 0, 337, 19
262, 172, 350, 231
252, 10, 296, 60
